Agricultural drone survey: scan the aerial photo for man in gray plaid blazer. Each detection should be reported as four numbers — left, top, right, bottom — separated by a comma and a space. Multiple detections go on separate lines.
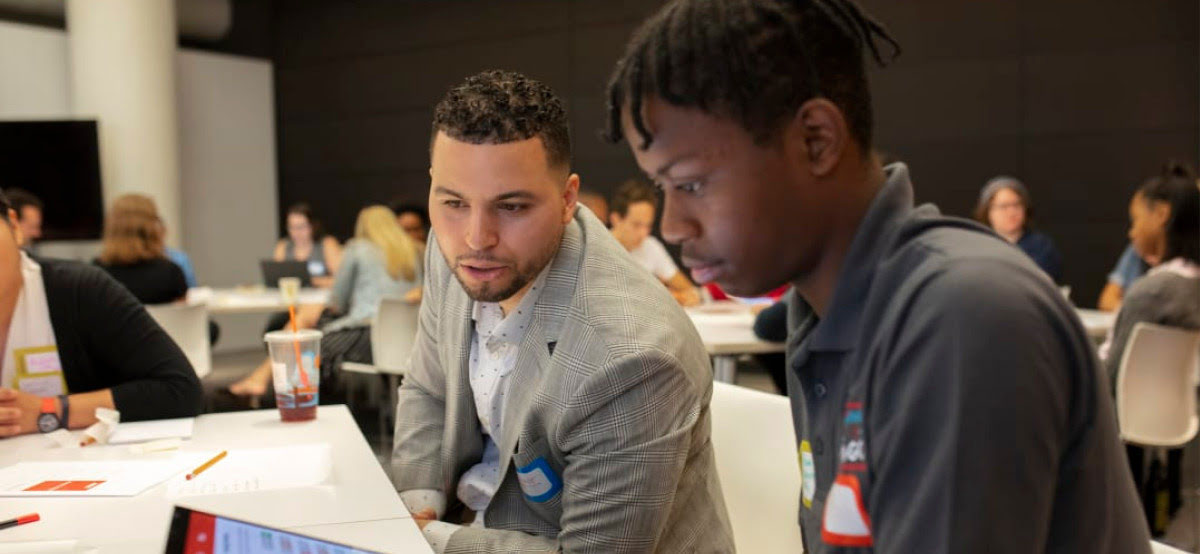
391, 70, 734, 553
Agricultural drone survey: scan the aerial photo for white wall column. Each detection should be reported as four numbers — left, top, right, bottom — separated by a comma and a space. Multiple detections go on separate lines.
66, 0, 182, 246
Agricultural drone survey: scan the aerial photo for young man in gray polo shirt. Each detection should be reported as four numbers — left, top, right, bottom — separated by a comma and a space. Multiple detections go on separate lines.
605, 0, 1150, 552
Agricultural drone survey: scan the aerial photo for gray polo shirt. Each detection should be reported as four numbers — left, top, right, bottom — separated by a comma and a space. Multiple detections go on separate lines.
787, 164, 1149, 553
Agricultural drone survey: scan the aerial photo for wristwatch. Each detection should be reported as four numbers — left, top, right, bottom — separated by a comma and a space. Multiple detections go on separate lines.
36, 396, 67, 433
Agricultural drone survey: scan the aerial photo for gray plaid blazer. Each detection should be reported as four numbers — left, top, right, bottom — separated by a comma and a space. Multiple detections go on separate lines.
392, 207, 734, 553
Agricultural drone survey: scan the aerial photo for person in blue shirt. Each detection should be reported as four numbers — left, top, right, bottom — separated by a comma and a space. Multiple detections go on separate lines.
1098, 244, 1150, 311
974, 176, 1064, 283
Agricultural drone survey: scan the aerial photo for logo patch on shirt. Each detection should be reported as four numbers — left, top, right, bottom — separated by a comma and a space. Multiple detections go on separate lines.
821, 473, 873, 547
516, 456, 562, 503
839, 401, 868, 473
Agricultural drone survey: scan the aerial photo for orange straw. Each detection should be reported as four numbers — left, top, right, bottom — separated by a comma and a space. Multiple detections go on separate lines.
288, 304, 314, 390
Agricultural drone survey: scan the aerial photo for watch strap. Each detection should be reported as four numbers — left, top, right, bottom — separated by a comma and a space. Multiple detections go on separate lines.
57, 394, 69, 430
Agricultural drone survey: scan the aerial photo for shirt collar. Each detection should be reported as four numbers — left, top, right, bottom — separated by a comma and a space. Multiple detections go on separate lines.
472, 260, 553, 347
790, 163, 919, 353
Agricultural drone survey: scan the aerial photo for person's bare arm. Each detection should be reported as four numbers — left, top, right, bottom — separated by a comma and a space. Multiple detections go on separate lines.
664, 271, 701, 307
323, 237, 343, 276
273, 240, 288, 262
1097, 282, 1123, 312
0, 387, 115, 437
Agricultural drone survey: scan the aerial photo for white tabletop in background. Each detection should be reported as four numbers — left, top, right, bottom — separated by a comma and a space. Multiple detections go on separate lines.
190, 287, 331, 314
0, 405, 430, 554
687, 303, 785, 357
687, 304, 1112, 354
1076, 308, 1116, 341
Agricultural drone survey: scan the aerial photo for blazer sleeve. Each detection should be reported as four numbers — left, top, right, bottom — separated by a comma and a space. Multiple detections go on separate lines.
447, 349, 703, 553
74, 264, 202, 420
392, 233, 450, 494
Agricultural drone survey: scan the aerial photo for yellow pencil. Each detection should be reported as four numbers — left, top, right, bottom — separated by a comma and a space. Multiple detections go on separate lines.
185, 451, 228, 481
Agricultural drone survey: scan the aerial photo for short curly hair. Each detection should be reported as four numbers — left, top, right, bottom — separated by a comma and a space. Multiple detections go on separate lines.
431, 70, 571, 171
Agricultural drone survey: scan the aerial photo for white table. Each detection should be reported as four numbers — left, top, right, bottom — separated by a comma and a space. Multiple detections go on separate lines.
189, 287, 331, 315
1076, 308, 1116, 342
0, 406, 430, 554
687, 303, 785, 383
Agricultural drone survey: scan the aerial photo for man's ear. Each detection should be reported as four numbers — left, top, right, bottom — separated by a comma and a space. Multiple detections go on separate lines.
7, 209, 23, 246
782, 98, 850, 178
563, 173, 580, 224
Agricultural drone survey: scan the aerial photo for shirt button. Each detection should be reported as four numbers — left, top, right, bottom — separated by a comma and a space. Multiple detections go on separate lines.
813, 382, 827, 399
813, 438, 824, 456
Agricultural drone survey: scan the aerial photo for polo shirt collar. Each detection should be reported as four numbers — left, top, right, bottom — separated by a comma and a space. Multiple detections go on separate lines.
793, 163, 917, 353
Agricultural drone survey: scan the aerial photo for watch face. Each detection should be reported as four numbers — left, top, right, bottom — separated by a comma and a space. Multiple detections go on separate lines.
37, 413, 59, 433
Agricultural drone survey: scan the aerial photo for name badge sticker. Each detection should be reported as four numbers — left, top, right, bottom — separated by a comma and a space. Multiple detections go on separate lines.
800, 440, 816, 508
516, 456, 562, 503
13, 346, 66, 397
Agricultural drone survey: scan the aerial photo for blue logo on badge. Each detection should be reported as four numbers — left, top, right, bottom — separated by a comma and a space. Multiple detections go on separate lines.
516, 456, 562, 503
844, 408, 863, 425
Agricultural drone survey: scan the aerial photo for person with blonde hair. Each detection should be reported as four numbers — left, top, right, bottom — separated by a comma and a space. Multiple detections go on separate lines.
229, 205, 422, 408
94, 194, 187, 305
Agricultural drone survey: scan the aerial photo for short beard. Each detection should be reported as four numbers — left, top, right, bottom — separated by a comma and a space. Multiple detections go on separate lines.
449, 225, 564, 304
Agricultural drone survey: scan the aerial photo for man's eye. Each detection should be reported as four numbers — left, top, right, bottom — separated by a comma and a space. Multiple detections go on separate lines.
498, 204, 528, 212
443, 199, 464, 209
675, 181, 703, 194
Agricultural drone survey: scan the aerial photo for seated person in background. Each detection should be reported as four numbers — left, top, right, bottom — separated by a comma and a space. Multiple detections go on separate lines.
273, 203, 342, 288
975, 176, 1063, 283
1101, 161, 1200, 530
158, 219, 198, 289
1103, 162, 1200, 385
608, 179, 702, 306
230, 205, 423, 403
393, 70, 732, 552
1098, 244, 1150, 312
0, 190, 200, 438
577, 188, 609, 225
94, 194, 188, 305
4, 188, 42, 249
390, 201, 431, 246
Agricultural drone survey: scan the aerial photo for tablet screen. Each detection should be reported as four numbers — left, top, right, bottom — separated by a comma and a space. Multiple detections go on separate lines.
165, 506, 381, 554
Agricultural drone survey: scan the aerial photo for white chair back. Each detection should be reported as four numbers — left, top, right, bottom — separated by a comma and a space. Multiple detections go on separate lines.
1152, 540, 1191, 553
709, 382, 804, 553
144, 303, 212, 379
370, 297, 420, 374
1116, 322, 1200, 448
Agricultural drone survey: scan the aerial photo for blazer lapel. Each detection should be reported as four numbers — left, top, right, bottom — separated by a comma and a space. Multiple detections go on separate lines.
494, 219, 586, 480
442, 283, 482, 487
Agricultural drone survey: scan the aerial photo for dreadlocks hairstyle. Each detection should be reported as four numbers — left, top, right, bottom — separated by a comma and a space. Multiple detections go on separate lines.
432, 69, 572, 171
604, 0, 900, 151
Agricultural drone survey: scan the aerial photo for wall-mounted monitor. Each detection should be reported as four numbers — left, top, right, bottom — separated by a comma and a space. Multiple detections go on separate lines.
0, 120, 104, 241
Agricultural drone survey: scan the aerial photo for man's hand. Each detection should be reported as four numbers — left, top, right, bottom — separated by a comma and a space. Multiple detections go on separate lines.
0, 388, 42, 437
411, 508, 437, 531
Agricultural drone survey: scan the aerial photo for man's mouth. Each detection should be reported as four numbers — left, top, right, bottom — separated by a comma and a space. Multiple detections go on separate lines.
459, 261, 509, 282
683, 258, 725, 285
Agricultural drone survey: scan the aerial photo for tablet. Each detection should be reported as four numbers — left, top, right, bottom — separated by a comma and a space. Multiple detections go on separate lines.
164, 506, 383, 554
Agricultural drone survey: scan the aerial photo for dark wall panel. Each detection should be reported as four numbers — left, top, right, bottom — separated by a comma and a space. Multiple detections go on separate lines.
272, 0, 1197, 306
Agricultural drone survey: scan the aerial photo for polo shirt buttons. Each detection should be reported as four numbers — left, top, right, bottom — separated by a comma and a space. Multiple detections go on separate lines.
813, 381, 827, 399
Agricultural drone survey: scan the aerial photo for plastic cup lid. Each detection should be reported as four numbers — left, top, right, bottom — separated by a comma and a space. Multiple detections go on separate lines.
264, 329, 323, 343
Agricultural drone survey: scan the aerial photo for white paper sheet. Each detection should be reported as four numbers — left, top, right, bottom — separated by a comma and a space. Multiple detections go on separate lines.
0, 457, 200, 497
166, 443, 332, 498
0, 540, 97, 554
107, 418, 194, 445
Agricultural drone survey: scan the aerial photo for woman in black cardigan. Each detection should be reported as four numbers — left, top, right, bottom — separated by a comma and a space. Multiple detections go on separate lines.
0, 190, 199, 438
